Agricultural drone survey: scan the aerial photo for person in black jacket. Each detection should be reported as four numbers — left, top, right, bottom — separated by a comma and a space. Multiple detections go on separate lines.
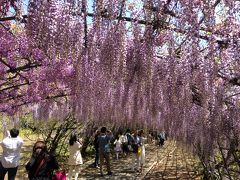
26, 141, 59, 180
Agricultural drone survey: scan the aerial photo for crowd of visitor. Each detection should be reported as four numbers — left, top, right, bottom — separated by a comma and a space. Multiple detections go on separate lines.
0, 127, 166, 180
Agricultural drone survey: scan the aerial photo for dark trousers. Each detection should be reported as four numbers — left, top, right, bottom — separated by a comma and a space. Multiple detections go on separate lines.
94, 148, 99, 167
0, 162, 18, 180
99, 152, 111, 174
122, 143, 128, 154
159, 138, 164, 146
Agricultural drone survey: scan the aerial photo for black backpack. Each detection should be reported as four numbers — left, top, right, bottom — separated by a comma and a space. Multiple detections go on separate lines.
126, 133, 134, 145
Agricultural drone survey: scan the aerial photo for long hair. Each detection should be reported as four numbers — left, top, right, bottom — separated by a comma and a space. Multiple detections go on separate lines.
69, 134, 77, 146
32, 141, 47, 157
138, 129, 144, 136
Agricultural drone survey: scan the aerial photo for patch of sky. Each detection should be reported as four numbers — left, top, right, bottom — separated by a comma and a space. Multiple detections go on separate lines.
230, 1, 240, 25
173, 31, 186, 45
7, 7, 16, 16
85, 0, 144, 31
214, 1, 229, 25
214, 1, 239, 25
155, 44, 169, 57
87, 0, 94, 12
22, 0, 29, 14
197, 9, 204, 24
198, 38, 208, 49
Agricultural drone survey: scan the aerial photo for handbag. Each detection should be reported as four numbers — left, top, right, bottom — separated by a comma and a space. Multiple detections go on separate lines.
52, 170, 66, 180
127, 145, 133, 152
137, 146, 142, 157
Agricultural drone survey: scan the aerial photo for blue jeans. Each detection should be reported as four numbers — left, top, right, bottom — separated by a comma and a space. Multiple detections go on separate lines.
0, 162, 18, 180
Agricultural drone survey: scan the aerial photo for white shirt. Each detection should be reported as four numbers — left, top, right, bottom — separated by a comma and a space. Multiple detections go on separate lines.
68, 142, 83, 165
114, 139, 122, 152
119, 135, 128, 144
0, 136, 23, 168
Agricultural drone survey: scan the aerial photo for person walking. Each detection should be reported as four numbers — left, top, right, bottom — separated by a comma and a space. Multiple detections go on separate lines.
138, 130, 146, 171
98, 127, 113, 176
158, 131, 165, 147
25, 141, 59, 180
113, 136, 122, 160
93, 130, 100, 168
125, 129, 134, 154
67, 134, 83, 180
131, 131, 140, 172
0, 128, 23, 180
119, 132, 128, 156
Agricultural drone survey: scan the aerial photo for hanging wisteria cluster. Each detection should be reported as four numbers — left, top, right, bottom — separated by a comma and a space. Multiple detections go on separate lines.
0, 0, 240, 177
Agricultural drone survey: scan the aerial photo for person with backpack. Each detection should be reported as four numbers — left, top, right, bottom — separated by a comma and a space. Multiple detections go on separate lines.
158, 131, 165, 147
125, 129, 134, 153
158, 132, 165, 147
131, 130, 140, 172
25, 141, 59, 180
98, 127, 113, 176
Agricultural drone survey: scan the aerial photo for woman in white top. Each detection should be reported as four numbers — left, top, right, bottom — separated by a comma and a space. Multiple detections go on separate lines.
119, 132, 128, 156
67, 134, 83, 180
138, 130, 146, 171
0, 129, 23, 180
114, 136, 122, 159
